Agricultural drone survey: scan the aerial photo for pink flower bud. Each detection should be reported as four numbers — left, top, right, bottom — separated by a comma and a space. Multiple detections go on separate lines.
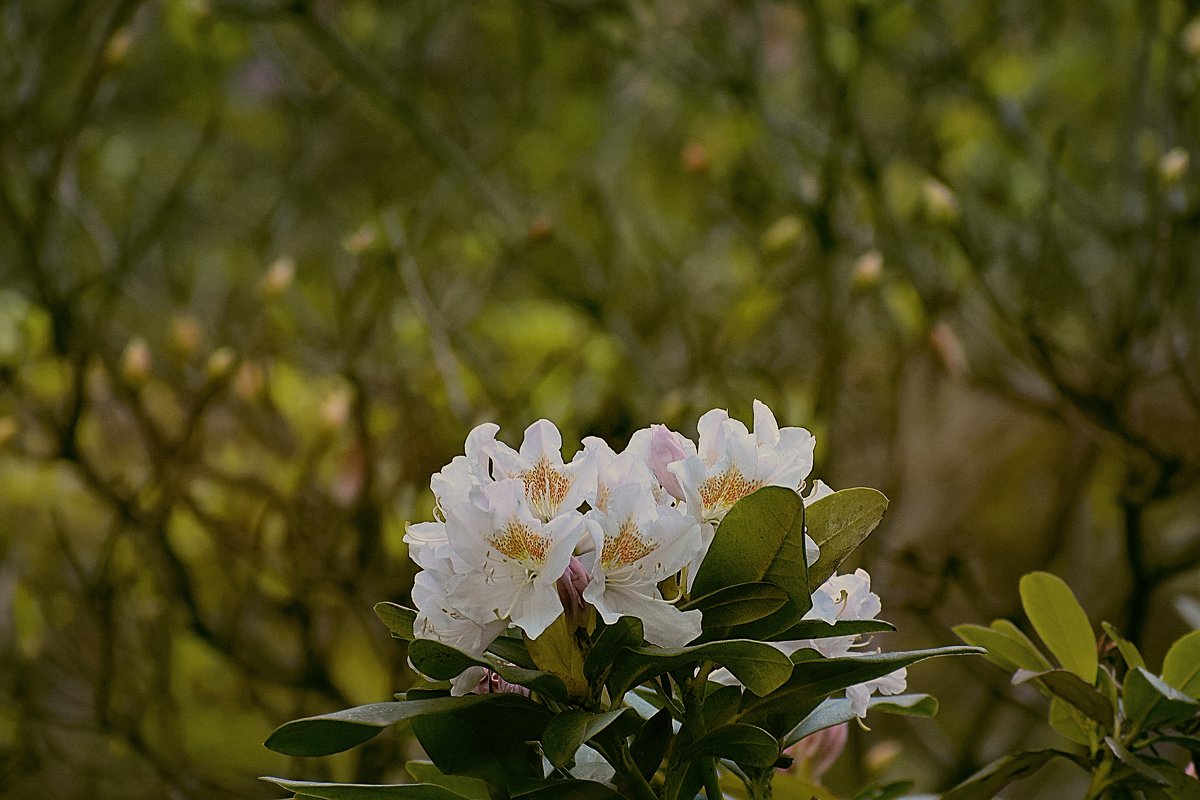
556, 556, 591, 629
648, 425, 688, 500
1187, 761, 1197, 778
472, 669, 531, 697
784, 722, 848, 779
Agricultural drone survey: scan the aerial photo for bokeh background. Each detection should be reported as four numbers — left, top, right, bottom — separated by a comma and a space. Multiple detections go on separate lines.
3, 1, 1200, 797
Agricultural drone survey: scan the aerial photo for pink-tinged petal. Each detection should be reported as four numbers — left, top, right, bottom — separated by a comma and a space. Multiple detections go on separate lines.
669, 456, 709, 522
786, 722, 848, 778
648, 424, 689, 499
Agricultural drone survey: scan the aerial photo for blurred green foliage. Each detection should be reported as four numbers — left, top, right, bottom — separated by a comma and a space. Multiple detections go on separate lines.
1, 1, 1199, 797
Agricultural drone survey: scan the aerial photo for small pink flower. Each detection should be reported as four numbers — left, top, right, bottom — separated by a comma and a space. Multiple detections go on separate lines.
471, 669, 531, 697
1186, 761, 1197, 779
648, 425, 688, 499
784, 723, 848, 779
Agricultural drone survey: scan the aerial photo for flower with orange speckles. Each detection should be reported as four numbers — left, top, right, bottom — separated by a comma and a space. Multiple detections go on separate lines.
488, 419, 596, 522
442, 478, 587, 639
581, 481, 703, 648
670, 400, 817, 525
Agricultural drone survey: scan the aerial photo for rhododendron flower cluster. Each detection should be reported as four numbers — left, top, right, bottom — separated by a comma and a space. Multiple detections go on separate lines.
404, 401, 905, 712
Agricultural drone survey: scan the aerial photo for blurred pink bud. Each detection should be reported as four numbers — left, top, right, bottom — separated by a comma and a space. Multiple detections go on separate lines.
121, 338, 152, 384
1186, 761, 1197, 778
472, 669, 531, 697
785, 722, 848, 779
556, 556, 591, 628
648, 425, 688, 499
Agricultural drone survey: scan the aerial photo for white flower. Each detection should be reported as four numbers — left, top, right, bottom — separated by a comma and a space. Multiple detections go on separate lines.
582, 481, 703, 648
793, 568, 907, 717
488, 419, 595, 521
411, 565, 508, 685
443, 478, 587, 639
669, 400, 816, 525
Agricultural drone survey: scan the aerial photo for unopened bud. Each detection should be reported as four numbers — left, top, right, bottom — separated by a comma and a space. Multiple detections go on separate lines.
320, 388, 353, 430
555, 556, 591, 629
104, 28, 132, 66
648, 425, 688, 500
233, 360, 264, 400
852, 249, 883, 289
1184, 16, 1200, 57
342, 225, 377, 255
681, 142, 710, 173
261, 257, 294, 297
784, 722, 848, 779
0, 415, 17, 448
865, 739, 902, 773
922, 178, 960, 225
1159, 147, 1189, 184
1186, 761, 1197, 778
205, 346, 236, 379
527, 213, 554, 242
121, 338, 152, 384
929, 320, 969, 378
171, 315, 203, 357
472, 668, 531, 697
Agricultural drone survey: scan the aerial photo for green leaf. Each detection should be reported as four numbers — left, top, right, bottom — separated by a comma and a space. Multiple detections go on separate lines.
374, 602, 416, 640
1048, 697, 1092, 746
691, 487, 811, 616
525, 614, 589, 699
509, 780, 625, 799
542, 709, 636, 769
763, 618, 895, 643
1163, 630, 1200, 699
782, 694, 938, 748
682, 582, 790, 630
1015, 669, 1113, 731
409, 694, 549, 787
607, 639, 794, 699
262, 779, 468, 800
953, 622, 1051, 673
486, 635, 537, 670
679, 723, 779, 768
806, 488, 889, 587
407, 638, 568, 702
1101, 621, 1145, 671
405, 762, 490, 800
1124, 667, 1200, 735
739, 645, 980, 736
584, 616, 644, 681
265, 698, 488, 757
941, 750, 1089, 800
1104, 737, 1170, 787
851, 781, 915, 800
630, 708, 673, 780
1019, 572, 1097, 683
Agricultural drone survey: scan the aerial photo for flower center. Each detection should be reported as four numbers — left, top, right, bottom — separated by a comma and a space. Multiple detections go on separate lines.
698, 467, 761, 517
488, 520, 550, 563
602, 518, 654, 567
520, 456, 572, 519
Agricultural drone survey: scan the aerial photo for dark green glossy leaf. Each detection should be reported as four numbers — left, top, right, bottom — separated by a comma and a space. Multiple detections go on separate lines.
408, 638, 568, 702
542, 708, 637, 769
766, 618, 895, 642
262, 778, 468, 800
680, 723, 779, 768
486, 635, 537, 670
1019, 572, 1097, 683
1124, 667, 1200, 735
405, 762, 490, 800
1104, 737, 1170, 787
409, 694, 549, 787
692, 487, 811, 616
607, 639, 794, 699
782, 693, 938, 748
806, 488, 888, 587
941, 750, 1089, 800
1015, 669, 1112, 731
266, 698, 483, 757
584, 616, 644, 681
682, 582, 790, 629
509, 780, 625, 799
630, 707, 673, 780
374, 602, 416, 640
1047, 697, 1092, 746
739, 645, 980, 736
